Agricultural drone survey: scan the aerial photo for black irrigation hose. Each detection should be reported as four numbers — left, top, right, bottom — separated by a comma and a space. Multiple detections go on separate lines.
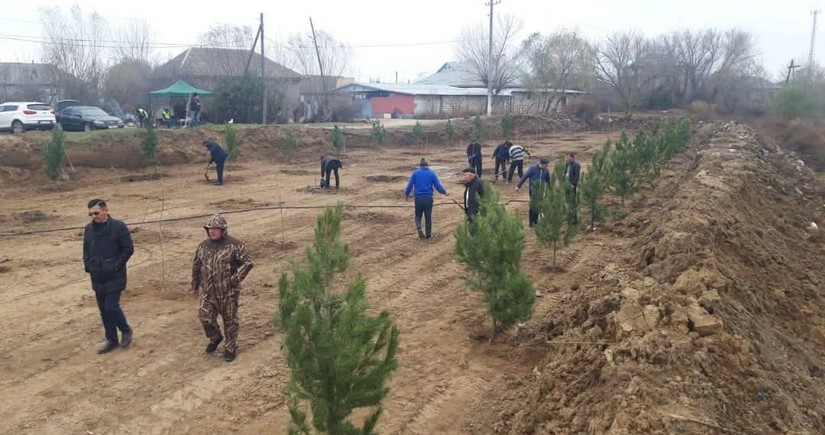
0, 199, 532, 238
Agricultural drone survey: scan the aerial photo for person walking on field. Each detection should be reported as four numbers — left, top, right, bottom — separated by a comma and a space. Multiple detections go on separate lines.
83, 198, 134, 354
507, 143, 530, 183
491, 140, 511, 182
320, 155, 342, 189
466, 140, 483, 177
516, 157, 552, 228
564, 152, 581, 224
204, 140, 228, 186
191, 214, 254, 362
462, 167, 485, 224
404, 158, 448, 239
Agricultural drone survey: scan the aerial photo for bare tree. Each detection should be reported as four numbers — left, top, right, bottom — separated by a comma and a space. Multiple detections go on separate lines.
102, 59, 153, 113
40, 4, 110, 99
113, 18, 154, 64
199, 24, 256, 49
283, 30, 352, 77
594, 31, 652, 117
456, 13, 523, 94
521, 29, 594, 112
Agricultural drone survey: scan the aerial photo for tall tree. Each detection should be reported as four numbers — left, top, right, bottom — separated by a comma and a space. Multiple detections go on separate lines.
456, 13, 523, 94
39, 5, 110, 99
113, 18, 154, 64
594, 31, 652, 118
283, 29, 352, 77
521, 29, 594, 112
278, 203, 399, 435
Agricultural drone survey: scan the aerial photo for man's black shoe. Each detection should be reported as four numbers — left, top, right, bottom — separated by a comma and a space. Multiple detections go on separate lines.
206, 337, 223, 354
121, 330, 133, 348
223, 351, 236, 362
417, 228, 425, 239
97, 341, 118, 354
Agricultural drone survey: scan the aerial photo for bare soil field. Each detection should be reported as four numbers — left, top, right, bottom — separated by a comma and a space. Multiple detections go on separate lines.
0, 117, 824, 434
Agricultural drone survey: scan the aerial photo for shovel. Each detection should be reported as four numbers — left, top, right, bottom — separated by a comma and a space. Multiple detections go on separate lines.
203, 164, 212, 181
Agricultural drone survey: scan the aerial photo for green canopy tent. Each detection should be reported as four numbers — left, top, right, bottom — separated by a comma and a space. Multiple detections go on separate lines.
149, 79, 213, 97
149, 80, 212, 126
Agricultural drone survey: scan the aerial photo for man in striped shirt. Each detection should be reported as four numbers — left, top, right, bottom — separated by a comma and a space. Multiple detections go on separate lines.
507, 143, 530, 183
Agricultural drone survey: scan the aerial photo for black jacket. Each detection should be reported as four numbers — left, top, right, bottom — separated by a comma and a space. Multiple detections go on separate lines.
565, 161, 581, 186
463, 176, 485, 216
466, 142, 482, 161
83, 217, 134, 292
492, 142, 510, 160
321, 155, 341, 175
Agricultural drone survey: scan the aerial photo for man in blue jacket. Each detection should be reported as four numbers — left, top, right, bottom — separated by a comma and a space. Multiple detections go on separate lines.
466, 141, 483, 177
83, 199, 134, 354
404, 158, 448, 239
516, 157, 552, 227
204, 140, 229, 186
491, 140, 511, 182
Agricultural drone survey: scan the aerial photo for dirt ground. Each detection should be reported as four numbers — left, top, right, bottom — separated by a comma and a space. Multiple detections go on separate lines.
1, 118, 824, 434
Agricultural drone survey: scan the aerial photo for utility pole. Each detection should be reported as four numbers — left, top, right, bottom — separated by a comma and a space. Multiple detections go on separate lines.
309, 17, 326, 121
485, 0, 500, 116
809, 9, 820, 78
786, 59, 800, 84
261, 12, 267, 125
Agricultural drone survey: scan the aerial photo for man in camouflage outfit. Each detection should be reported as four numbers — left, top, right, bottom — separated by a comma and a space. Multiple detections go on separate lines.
191, 214, 254, 362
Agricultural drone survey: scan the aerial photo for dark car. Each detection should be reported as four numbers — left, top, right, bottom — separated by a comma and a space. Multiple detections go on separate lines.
57, 106, 124, 131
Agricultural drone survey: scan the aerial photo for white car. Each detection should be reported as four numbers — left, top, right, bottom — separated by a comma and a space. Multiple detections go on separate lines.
0, 101, 57, 134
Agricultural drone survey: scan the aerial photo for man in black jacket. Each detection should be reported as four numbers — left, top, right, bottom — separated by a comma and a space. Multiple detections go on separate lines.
462, 167, 484, 223
564, 153, 582, 224
466, 141, 483, 177
491, 141, 511, 182
82, 199, 134, 354
320, 155, 342, 189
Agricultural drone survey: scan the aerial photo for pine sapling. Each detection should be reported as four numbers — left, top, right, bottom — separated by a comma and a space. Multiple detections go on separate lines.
472, 115, 484, 141
501, 112, 513, 138
445, 119, 456, 144
331, 124, 344, 152
533, 183, 578, 271
43, 124, 66, 180
277, 203, 399, 435
140, 121, 158, 166
455, 185, 534, 339
225, 123, 239, 159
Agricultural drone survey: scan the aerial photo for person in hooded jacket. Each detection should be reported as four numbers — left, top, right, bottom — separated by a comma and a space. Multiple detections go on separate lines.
191, 214, 254, 362
516, 157, 552, 227
83, 198, 134, 354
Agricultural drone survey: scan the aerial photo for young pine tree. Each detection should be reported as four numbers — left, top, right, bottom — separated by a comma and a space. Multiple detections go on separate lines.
140, 121, 158, 166
412, 121, 424, 144
445, 119, 456, 144
225, 123, 239, 159
455, 185, 534, 338
43, 124, 66, 180
331, 124, 344, 153
606, 131, 640, 206
532, 181, 579, 271
579, 142, 610, 231
277, 203, 399, 435
472, 115, 484, 141
501, 112, 514, 138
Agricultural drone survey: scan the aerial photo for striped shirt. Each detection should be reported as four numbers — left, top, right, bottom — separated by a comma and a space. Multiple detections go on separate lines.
509, 145, 525, 161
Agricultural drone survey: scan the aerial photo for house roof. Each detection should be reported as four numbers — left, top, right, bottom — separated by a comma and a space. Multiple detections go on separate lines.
335, 82, 585, 97
0, 62, 58, 85
415, 61, 486, 88
155, 47, 300, 80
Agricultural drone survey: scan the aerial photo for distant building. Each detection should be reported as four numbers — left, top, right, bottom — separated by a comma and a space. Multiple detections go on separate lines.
0, 62, 60, 102
298, 75, 354, 121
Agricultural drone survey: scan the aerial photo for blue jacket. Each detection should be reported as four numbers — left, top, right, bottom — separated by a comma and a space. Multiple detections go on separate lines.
404, 167, 447, 198
492, 142, 510, 160
206, 141, 228, 163
517, 163, 551, 194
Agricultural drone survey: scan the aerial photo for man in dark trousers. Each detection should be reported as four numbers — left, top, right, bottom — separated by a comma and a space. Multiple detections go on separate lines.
189, 93, 202, 127
491, 140, 511, 182
466, 140, 483, 177
404, 158, 448, 239
320, 155, 342, 189
204, 140, 229, 186
564, 152, 581, 224
83, 199, 134, 354
507, 143, 530, 183
191, 214, 254, 362
462, 167, 484, 223
516, 157, 552, 227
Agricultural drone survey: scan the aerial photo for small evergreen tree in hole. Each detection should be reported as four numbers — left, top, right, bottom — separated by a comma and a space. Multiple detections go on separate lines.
43, 124, 66, 180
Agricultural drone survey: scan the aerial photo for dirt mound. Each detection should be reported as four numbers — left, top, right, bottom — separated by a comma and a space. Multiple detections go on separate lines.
119, 173, 170, 183
208, 198, 272, 209
344, 211, 401, 224
0, 210, 57, 224
485, 121, 825, 434
365, 175, 407, 183
129, 227, 181, 245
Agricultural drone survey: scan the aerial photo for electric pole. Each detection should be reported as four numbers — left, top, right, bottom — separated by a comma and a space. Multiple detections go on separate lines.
309, 17, 326, 121
786, 59, 800, 84
261, 13, 267, 125
809, 9, 820, 78
485, 0, 500, 116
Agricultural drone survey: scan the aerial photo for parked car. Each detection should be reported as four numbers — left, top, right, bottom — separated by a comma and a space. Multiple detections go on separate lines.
0, 101, 56, 134
55, 99, 79, 114
57, 106, 125, 131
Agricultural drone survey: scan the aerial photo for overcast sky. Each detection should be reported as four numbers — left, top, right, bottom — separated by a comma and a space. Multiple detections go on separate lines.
0, 0, 821, 83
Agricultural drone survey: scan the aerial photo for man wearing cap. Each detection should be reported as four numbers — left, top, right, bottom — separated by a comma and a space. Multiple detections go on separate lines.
191, 214, 254, 362
462, 167, 485, 223
516, 157, 552, 227
83, 198, 134, 354
404, 158, 448, 239
204, 140, 229, 186
320, 154, 342, 189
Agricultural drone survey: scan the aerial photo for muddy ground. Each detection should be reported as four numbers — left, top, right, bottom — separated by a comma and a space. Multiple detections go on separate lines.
0, 117, 824, 434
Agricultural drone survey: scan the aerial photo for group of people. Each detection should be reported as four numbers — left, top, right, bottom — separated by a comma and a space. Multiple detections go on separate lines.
84, 200, 253, 362
132, 93, 201, 129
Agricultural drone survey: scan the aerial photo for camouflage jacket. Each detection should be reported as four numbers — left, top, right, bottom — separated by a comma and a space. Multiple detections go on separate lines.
191, 234, 254, 296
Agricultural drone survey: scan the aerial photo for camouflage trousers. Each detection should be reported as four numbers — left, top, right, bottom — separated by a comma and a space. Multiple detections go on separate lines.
199, 290, 239, 353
